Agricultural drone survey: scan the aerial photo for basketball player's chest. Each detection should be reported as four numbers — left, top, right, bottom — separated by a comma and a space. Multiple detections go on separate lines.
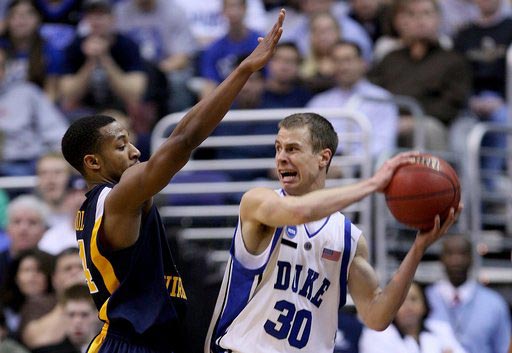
277, 218, 344, 277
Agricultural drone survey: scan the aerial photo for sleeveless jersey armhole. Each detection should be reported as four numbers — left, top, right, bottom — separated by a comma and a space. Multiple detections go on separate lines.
346, 222, 362, 280
95, 187, 112, 253
233, 220, 273, 270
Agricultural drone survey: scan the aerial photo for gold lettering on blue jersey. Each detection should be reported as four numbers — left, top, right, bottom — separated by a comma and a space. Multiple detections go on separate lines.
75, 211, 85, 231
164, 275, 187, 300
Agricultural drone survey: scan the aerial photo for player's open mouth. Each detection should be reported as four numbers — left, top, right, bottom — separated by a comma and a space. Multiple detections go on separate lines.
280, 170, 297, 182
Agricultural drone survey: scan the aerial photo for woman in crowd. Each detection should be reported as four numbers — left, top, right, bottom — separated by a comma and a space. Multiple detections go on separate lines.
359, 281, 467, 353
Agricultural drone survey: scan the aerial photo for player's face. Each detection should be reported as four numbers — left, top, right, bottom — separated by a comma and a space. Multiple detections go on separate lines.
7, 208, 46, 255
395, 283, 426, 331
275, 127, 325, 196
98, 122, 141, 183
64, 300, 98, 347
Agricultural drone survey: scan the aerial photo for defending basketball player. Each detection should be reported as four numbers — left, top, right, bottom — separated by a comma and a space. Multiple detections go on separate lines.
205, 113, 462, 353
60, 9, 286, 353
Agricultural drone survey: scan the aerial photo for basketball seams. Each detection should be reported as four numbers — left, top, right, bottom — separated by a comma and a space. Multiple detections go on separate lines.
384, 155, 460, 230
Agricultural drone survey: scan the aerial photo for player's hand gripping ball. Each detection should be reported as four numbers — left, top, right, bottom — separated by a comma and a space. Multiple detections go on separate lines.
385, 153, 460, 230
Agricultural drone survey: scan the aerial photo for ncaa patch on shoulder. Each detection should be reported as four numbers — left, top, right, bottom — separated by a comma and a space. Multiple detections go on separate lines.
286, 226, 297, 239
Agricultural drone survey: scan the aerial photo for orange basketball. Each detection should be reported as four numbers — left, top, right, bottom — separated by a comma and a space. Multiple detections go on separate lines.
385, 154, 460, 231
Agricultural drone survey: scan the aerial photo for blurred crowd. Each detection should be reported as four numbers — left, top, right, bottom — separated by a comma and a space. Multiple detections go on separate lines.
0, 0, 510, 352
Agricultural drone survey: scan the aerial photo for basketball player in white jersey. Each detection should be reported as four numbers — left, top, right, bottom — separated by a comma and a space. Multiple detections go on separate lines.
205, 113, 462, 353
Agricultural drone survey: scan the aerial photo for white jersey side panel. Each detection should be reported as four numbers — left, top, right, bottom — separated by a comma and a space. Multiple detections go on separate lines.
205, 190, 361, 353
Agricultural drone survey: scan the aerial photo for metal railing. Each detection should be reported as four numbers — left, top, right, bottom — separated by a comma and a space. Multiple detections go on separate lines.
151, 108, 374, 275
466, 123, 512, 277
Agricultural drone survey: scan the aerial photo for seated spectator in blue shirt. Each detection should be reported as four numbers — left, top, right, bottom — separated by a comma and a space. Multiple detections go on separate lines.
0, 0, 65, 102
261, 42, 312, 108
199, 0, 263, 99
33, 0, 82, 52
307, 40, 398, 159
426, 234, 511, 353
59, 0, 147, 122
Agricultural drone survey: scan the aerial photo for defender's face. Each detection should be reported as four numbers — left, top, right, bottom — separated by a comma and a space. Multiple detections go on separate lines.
97, 122, 140, 182
275, 127, 325, 196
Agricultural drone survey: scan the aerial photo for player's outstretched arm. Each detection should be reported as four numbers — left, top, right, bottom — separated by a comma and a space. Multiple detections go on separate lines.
348, 205, 461, 331
241, 151, 419, 228
110, 10, 285, 210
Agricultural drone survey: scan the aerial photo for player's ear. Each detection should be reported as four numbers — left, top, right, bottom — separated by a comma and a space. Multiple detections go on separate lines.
319, 148, 332, 169
83, 154, 100, 171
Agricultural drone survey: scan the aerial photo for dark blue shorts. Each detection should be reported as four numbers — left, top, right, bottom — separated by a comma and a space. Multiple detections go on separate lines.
87, 325, 173, 353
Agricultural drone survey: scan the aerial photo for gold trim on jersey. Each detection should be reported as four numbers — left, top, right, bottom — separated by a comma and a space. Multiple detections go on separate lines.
98, 297, 111, 322
87, 323, 108, 353
90, 215, 120, 294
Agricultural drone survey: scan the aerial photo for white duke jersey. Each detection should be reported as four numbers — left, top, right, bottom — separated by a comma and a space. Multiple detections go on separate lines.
205, 189, 362, 353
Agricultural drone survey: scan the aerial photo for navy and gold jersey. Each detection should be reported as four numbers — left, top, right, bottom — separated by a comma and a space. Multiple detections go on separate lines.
75, 184, 187, 352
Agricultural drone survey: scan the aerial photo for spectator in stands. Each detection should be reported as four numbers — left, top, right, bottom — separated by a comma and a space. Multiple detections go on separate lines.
368, 0, 472, 150
299, 11, 339, 93
114, 0, 198, 113
0, 0, 65, 101
174, 0, 267, 49
0, 309, 29, 353
205, 56, 276, 182
307, 40, 398, 159
452, 0, 512, 187
30, 284, 100, 353
347, 0, 389, 44
426, 234, 511, 353
199, 0, 263, 98
33, 153, 72, 229
0, 195, 49, 288
0, 47, 68, 177
0, 249, 54, 336
261, 42, 311, 108
59, 0, 147, 122
281, 0, 373, 62
38, 175, 85, 255
360, 281, 467, 353
439, 0, 511, 38
22, 248, 85, 350
32, 0, 82, 51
